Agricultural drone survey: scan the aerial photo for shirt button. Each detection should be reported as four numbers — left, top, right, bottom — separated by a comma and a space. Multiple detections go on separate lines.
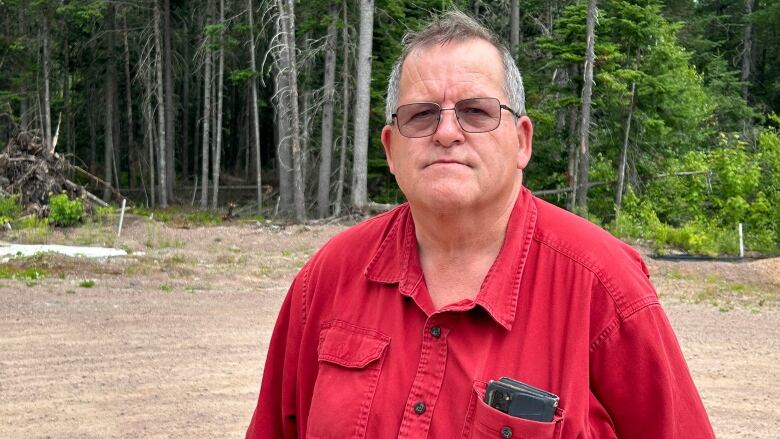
501, 426, 513, 438
430, 326, 441, 338
413, 401, 426, 415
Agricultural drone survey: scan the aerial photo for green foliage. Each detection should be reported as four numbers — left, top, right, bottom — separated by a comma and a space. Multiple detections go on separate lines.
79, 279, 96, 288
184, 210, 222, 226
0, 195, 22, 219
0, 265, 46, 282
93, 205, 115, 223
48, 194, 84, 226
611, 125, 780, 255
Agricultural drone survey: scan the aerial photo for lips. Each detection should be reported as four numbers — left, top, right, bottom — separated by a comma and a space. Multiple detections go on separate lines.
426, 159, 469, 168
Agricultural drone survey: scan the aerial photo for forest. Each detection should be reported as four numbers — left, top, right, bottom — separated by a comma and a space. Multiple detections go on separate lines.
0, 0, 779, 255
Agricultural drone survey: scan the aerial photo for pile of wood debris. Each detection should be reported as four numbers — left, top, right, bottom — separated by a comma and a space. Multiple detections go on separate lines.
0, 129, 114, 217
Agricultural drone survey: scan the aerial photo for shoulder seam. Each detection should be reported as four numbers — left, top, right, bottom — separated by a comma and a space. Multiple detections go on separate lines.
300, 263, 311, 328
533, 232, 626, 317
589, 301, 662, 353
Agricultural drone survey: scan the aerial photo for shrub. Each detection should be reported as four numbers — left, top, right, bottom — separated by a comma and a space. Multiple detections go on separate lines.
0, 195, 22, 219
48, 193, 84, 226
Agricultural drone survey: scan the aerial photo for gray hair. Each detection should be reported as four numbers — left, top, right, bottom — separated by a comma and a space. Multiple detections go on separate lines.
384, 10, 526, 125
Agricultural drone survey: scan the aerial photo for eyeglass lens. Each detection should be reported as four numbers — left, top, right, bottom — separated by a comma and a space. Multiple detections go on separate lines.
395, 98, 502, 138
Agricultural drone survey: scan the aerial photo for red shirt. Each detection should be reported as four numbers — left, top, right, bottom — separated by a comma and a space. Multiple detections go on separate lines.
247, 188, 714, 438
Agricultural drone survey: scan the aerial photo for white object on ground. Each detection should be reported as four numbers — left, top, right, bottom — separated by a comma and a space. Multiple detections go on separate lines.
0, 244, 127, 258
117, 198, 127, 238
738, 223, 744, 258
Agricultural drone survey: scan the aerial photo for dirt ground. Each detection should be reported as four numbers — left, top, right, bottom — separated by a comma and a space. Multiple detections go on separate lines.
0, 217, 778, 438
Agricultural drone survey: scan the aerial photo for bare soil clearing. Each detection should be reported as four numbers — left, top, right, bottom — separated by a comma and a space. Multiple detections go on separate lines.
0, 220, 778, 438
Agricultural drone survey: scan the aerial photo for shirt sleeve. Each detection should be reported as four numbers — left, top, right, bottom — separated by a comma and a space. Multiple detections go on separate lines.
246, 270, 307, 438
589, 303, 716, 438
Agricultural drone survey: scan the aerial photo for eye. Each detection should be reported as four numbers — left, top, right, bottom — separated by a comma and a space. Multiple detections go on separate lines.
409, 108, 437, 120
460, 106, 489, 116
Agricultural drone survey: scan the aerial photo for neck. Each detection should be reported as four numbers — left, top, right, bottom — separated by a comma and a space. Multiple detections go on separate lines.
410, 181, 522, 257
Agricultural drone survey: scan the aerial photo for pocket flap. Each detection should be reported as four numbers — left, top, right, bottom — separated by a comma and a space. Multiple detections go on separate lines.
317, 320, 390, 369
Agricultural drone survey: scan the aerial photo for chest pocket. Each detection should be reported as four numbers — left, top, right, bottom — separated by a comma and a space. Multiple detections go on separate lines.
462, 381, 565, 439
306, 320, 390, 439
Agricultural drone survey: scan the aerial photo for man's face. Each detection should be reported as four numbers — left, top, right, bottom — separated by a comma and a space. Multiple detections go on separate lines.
381, 38, 533, 213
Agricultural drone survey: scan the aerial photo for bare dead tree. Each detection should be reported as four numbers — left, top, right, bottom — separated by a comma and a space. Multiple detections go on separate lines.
334, 0, 350, 217
575, 0, 597, 213
315, 6, 339, 218
510, 0, 520, 58
154, 0, 168, 207
163, 0, 175, 200
211, 0, 226, 209
247, 0, 263, 214
615, 81, 635, 214
351, 0, 373, 210
277, 0, 305, 221
103, 4, 117, 202
41, 15, 52, 154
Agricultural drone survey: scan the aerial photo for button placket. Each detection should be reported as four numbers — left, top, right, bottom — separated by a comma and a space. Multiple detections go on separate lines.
396, 320, 450, 438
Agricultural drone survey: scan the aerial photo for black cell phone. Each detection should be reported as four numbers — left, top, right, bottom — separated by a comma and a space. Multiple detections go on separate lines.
484, 377, 559, 422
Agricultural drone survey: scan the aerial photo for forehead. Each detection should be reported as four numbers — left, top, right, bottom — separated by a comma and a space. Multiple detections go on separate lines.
399, 38, 506, 103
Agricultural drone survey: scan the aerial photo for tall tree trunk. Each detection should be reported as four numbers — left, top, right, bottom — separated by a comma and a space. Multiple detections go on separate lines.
510, 0, 520, 59
276, 67, 292, 215
317, 4, 339, 218
122, 9, 136, 191
154, 0, 168, 207
200, 46, 212, 208
42, 18, 52, 153
302, 89, 312, 195
575, 0, 597, 214
211, 0, 226, 210
615, 81, 635, 214
280, 0, 305, 221
247, 0, 263, 214
63, 27, 73, 161
741, 0, 754, 141
144, 65, 156, 207
351, 0, 374, 209
89, 83, 97, 175
163, 0, 175, 201
334, 1, 349, 217
103, 4, 117, 202
181, 19, 191, 183
566, 105, 578, 211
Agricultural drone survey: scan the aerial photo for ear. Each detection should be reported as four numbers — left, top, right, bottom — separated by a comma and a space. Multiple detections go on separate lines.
515, 115, 533, 170
381, 124, 397, 175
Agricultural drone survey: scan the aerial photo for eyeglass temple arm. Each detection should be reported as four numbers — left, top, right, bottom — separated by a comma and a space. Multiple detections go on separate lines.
500, 104, 522, 118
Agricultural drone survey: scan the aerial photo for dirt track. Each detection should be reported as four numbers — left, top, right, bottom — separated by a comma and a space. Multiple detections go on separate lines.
0, 219, 778, 438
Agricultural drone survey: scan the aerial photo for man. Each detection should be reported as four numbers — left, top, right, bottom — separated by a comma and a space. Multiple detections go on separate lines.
247, 10, 715, 438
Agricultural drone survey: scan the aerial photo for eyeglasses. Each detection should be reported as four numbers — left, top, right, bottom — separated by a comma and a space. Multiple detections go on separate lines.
391, 97, 521, 138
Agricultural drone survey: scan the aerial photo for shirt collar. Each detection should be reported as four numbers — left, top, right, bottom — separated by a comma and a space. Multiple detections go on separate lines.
365, 187, 538, 331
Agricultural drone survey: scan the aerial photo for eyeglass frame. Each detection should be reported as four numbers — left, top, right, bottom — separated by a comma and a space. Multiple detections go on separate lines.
390, 97, 523, 138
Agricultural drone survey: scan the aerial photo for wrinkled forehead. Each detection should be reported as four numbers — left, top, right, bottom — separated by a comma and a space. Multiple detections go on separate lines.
399, 39, 507, 103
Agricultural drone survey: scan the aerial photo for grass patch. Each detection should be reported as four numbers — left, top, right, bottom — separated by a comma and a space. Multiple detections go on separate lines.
675, 272, 779, 310
185, 210, 222, 226
132, 207, 225, 227
0, 266, 47, 281
79, 279, 96, 288
160, 284, 174, 292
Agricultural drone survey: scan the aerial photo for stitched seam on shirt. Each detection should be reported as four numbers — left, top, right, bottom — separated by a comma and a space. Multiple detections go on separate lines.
589, 302, 662, 352
476, 194, 537, 330
300, 263, 311, 328
533, 235, 627, 318
364, 208, 405, 284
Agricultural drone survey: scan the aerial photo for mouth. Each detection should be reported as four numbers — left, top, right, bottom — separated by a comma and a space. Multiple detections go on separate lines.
426, 159, 469, 168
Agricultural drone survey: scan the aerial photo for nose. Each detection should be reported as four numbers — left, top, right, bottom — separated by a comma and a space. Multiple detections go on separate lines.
432, 108, 465, 148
